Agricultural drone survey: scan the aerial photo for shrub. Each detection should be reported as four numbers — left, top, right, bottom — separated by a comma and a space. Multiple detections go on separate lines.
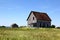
56, 27, 60, 29
11, 23, 18, 28
50, 25, 55, 28
0, 26, 6, 28
2, 26, 6, 28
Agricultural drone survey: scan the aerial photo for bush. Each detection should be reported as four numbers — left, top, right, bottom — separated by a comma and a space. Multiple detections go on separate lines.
11, 23, 18, 28
50, 25, 55, 28
0, 26, 6, 28
56, 27, 60, 29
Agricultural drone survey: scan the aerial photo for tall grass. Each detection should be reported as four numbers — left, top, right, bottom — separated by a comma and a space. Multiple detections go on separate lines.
0, 28, 60, 40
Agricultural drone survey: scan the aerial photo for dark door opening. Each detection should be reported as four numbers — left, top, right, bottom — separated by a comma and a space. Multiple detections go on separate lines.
40, 23, 41, 27
33, 23, 37, 27
42, 23, 45, 27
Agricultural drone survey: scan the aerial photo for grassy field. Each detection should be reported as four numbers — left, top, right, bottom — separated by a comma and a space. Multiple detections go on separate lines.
0, 27, 60, 40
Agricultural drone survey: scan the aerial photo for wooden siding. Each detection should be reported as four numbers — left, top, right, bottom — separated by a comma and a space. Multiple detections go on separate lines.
27, 13, 37, 26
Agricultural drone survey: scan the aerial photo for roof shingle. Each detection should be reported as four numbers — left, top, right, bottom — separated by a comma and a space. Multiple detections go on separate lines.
27, 11, 51, 21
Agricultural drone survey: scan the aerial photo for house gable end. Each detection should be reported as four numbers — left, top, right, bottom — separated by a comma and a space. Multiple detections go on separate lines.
27, 11, 37, 21
27, 11, 37, 25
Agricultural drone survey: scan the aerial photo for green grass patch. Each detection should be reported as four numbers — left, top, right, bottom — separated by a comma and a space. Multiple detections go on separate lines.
0, 28, 60, 40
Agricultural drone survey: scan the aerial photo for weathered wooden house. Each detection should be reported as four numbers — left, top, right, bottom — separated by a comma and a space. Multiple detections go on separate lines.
27, 11, 51, 27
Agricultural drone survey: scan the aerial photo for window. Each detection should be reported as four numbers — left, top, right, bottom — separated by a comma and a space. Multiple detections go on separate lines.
33, 17, 34, 20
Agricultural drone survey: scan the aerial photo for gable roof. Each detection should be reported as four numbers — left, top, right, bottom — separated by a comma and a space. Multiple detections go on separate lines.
27, 11, 51, 21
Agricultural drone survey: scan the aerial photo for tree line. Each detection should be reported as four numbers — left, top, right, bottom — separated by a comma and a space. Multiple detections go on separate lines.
0, 23, 21, 28
0, 23, 56, 28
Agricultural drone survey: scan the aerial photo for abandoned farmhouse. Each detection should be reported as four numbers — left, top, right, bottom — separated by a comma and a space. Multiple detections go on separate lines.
27, 11, 51, 27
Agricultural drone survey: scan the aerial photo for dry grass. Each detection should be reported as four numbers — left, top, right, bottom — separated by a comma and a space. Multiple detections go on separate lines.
0, 28, 60, 40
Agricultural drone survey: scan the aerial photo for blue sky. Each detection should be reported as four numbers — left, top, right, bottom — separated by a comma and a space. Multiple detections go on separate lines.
0, 0, 60, 27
